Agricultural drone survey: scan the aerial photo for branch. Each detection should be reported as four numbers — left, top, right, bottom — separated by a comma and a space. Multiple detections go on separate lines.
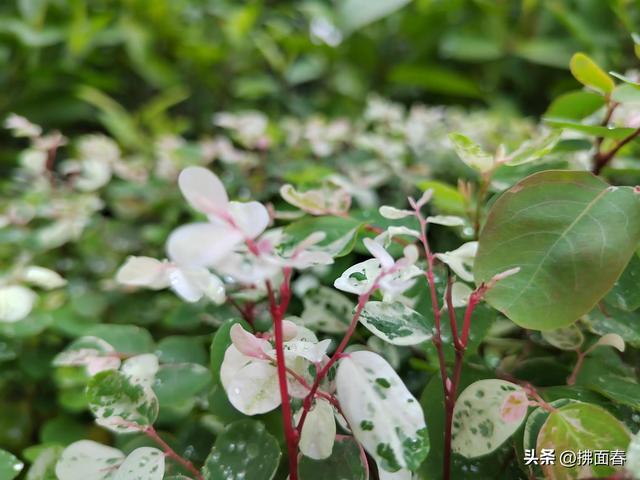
144, 426, 203, 480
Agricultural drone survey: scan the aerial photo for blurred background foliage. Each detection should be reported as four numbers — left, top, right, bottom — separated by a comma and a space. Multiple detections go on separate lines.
1, 0, 638, 139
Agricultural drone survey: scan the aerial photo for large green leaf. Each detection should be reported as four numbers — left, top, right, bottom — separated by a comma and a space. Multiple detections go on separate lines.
604, 251, 640, 311
475, 170, 640, 330
586, 307, 640, 348
202, 420, 280, 480
544, 90, 605, 120
536, 402, 630, 479
297, 438, 367, 480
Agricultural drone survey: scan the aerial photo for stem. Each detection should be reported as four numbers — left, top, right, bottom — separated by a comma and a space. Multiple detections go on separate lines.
266, 271, 299, 480
567, 348, 587, 386
144, 426, 203, 480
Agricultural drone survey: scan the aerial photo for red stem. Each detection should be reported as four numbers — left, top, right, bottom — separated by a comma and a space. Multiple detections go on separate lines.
266, 270, 299, 480
144, 426, 203, 480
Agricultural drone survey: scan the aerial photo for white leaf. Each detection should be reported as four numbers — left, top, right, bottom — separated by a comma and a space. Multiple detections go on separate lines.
450, 282, 472, 308
379, 206, 414, 219
336, 351, 428, 471
55, 440, 124, 480
593, 333, 625, 352
363, 238, 394, 269
452, 379, 528, 458
220, 345, 280, 415
53, 336, 120, 376
360, 301, 432, 346
114, 447, 164, 480
334, 259, 381, 295
21, 266, 67, 289
121, 354, 159, 389
227, 201, 270, 239
628, 430, 640, 479
426, 215, 465, 227
298, 399, 336, 460
0, 285, 36, 323
449, 133, 494, 172
166, 222, 243, 267
230, 324, 270, 359
435, 242, 478, 282
116, 257, 169, 289
178, 166, 228, 214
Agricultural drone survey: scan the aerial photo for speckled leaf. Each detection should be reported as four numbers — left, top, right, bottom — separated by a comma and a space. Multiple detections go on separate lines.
300, 286, 353, 333
523, 399, 574, 452
336, 350, 428, 472
575, 358, 640, 410
297, 438, 367, 480
586, 307, 640, 348
203, 420, 280, 480
114, 447, 164, 480
475, 171, 640, 330
284, 216, 362, 258
541, 325, 584, 350
0, 449, 23, 480
536, 402, 630, 479
87, 370, 159, 433
452, 379, 528, 458
449, 133, 494, 172
360, 301, 433, 346
298, 398, 336, 460
55, 440, 124, 480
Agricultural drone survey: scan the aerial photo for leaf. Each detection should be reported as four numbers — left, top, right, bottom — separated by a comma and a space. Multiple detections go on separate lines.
541, 325, 584, 350
297, 438, 367, 480
388, 64, 481, 98
156, 336, 207, 365
536, 402, 630, 479
474, 170, 640, 330
448, 133, 494, 172
575, 358, 640, 410
336, 350, 428, 472
569, 53, 615, 94
298, 398, 336, 460
337, 0, 411, 34
522, 399, 574, 452
55, 440, 124, 480
114, 447, 164, 480
283, 216, 362, 258
505, 130, 561, 166
153, 363, 211, 407
543, 118, 635, 139
544, 90, 605, 120
85, 324, 154, 355
451, 380, 528, 458
0, 449, 23, 480
210, 318, 250, 386
628, 431, 640, 479
359, 301, 432, 346
300, 286, 353, 333
87, 370, 159, 433
612, 84, 640, 104
203, 420, 280, 480
0, 285, 36, 323
586, 307, 640, 348
604, 251, 640, 311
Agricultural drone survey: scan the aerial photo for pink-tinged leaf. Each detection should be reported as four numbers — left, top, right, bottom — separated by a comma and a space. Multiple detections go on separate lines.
230, 324, 270, 360
500, 390, 529, 423
178, 166, 228, 214
227, 201, 270, 239
166, 222, 243, 267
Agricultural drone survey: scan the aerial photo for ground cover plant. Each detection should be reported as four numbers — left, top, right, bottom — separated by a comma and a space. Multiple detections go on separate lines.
3, 1, 640, 480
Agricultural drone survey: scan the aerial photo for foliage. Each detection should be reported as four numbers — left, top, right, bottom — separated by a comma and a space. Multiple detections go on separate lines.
3, 2, 640, 480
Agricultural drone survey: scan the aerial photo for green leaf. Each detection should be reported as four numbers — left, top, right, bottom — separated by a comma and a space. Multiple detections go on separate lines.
359, 301, 432, 346
389, 65, 481, 98
87, 370, 159, 433
337, 0, 411, 34
153, 363, 211, 407
297, 438, 367, 480
536, 402, 630, 479
586, 307, 640, 348
156, 336, 207, 365
543, 118, 635, 139
451, 380, 528, 458
569, 53, 615, 94
475, 170, 640, 330
523, 399, 574, 452
203, 420, 280, 480
300, 286, 353, 333
283, 216, 362, 258
85, 324, 154, 355
448, 133, 494, 172
545, 90, 605, 120
336, 350, 428, 472
604, 251, 640, 311
0, 449, 23, 480
541, 325, 584, 350
575, 358, 640, 410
